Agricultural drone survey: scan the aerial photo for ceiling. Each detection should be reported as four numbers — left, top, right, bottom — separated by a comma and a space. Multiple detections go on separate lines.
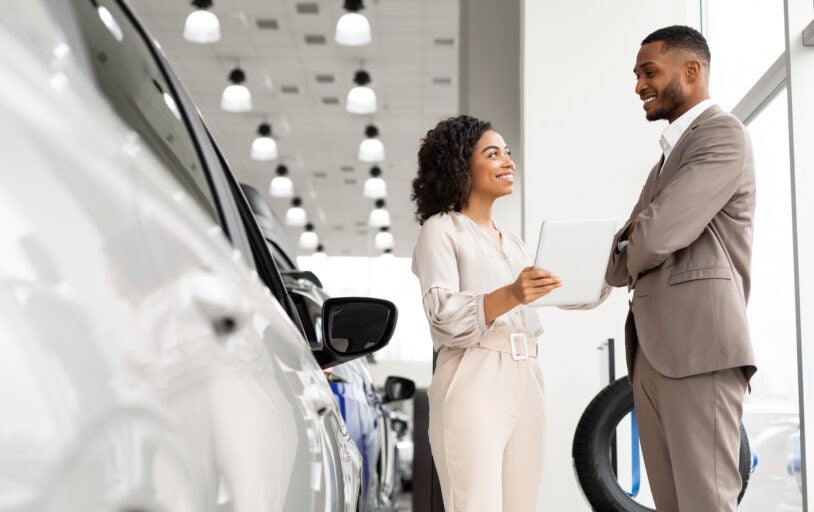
126, 0, 460, 258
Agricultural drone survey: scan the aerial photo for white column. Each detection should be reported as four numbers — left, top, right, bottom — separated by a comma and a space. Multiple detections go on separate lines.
785, 0, 814, 508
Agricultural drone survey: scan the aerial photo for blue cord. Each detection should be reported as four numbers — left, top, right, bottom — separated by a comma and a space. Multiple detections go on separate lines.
629, 410, 641, 498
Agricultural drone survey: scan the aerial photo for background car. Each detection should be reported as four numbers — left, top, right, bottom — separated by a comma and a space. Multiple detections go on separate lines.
243, 185, 416, 511
1, 1, 398, 510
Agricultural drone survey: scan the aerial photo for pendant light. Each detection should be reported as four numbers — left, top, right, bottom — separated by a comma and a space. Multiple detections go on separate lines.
313, 244, 327, 260
285, 197, 307, 227
269, 164, 293, 197
184, 0, 221, 43
221, 67, 252, 112
250, 123, 278, 161
374, 226, 394, 250
358, 124, 385, 163
368, 199, 390, 228
363, 166, 386, 199
299, 223, 319, 250
335, 0, 371, 46
346, 69, 377, 114
380, 248, 395, 259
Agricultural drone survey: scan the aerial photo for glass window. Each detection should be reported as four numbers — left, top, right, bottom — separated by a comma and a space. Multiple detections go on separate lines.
69, 0, 218, 221
739, 88, 802, 512
703, 0, 786, 111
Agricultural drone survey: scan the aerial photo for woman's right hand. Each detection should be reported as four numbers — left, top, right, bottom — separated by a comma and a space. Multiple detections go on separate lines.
510, 267, 562, 304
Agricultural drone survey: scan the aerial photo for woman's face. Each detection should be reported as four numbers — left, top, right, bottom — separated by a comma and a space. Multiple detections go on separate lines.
468, 130, 515, 201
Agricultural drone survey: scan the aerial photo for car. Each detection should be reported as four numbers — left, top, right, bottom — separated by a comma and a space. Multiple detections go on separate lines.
283, 271, 416, 511
0, 0, 398, 510
241, 186, 416, 510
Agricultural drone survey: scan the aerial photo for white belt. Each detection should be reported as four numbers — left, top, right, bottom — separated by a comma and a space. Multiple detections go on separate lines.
475, 330, 538, 361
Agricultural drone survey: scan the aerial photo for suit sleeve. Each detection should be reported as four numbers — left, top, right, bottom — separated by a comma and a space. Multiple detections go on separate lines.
626, 117, 747, 285
605, 204, 639, 288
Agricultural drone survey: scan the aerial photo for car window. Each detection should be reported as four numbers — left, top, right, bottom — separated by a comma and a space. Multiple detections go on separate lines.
290, 291, 323, 344
68, 0, 218, 222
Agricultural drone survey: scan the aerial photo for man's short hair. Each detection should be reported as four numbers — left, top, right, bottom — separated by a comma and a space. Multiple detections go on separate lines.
642, 25, 710, 64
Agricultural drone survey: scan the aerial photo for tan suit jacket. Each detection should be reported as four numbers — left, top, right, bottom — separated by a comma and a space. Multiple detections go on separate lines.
606, 105, 757, 380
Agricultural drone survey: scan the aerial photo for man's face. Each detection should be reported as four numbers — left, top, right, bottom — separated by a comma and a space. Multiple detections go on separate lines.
634, 41, 689, 123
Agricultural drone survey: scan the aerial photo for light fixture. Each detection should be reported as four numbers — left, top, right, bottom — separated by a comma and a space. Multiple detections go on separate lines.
374, 226, 394, 250
346, 70, 377, 114
286, 197, 307, 226
183, 0, 221, 43
380, 248, 395, 259
251, 123, 278, 161
299, 223, 319, 250
221, 67, 252, 112
313, 244, 327, 260
335, 0, 371, 46
368, 199, 390, 228
269, 164, 293, 197
358, 124, 385, 163
363, 166, 387, 199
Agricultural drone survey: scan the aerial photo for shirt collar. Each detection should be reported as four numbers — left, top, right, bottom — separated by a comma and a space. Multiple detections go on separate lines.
659, 98, 716, 157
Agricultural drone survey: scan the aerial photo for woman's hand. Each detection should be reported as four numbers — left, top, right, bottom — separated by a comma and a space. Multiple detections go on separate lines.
483, 267, 563, 324
510, 267, 562, 304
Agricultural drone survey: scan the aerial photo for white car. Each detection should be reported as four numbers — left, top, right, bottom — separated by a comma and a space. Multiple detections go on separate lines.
0, 0, 397, 511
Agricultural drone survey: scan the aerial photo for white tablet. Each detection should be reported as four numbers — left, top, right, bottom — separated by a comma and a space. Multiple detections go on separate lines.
529, 218, 617, 307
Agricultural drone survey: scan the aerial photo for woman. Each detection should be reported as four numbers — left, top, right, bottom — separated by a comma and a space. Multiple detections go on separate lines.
411, 115, 561, 511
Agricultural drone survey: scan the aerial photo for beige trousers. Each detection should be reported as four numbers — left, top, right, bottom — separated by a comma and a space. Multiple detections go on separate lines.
428, 330, 546, 512
632, 345, 748, 512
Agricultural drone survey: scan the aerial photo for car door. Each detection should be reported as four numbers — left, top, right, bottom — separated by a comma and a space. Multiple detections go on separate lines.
59, 0, 359, 510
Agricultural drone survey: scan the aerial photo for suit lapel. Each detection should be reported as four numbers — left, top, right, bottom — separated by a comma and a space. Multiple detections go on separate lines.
643, 156, 663, 206
654, 105, 722, 194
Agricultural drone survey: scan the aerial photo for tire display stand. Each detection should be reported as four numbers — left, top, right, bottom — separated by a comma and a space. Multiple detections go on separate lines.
572, 375, 753, 511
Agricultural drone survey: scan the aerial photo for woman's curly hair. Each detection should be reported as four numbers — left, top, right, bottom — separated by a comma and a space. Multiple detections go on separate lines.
411, 115, 492, 225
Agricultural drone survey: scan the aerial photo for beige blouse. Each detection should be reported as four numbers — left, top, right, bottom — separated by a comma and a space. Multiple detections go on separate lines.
412, 211, 543, 352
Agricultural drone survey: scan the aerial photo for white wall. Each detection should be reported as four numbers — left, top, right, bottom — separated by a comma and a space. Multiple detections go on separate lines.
522, 2, 692, 509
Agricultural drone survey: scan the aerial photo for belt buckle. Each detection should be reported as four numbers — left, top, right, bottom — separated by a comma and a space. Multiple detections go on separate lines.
509, 333, 529, 361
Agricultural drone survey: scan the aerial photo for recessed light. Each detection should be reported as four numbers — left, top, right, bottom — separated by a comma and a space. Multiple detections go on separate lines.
322, 97, 340, 105
434, 37, 455, 46
280, 85, 300, 94
296, 3, 319, 14
304, 34, 326, 45
315, 74, 335, 83
433, 77, 452, 85
344, 179, 358, 185
340, 166, 355, 172
256, 18, 279, 29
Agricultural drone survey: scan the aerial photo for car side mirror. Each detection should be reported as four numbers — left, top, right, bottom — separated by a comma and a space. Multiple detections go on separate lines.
383, 376, 415, 403
319, 297, 397, 367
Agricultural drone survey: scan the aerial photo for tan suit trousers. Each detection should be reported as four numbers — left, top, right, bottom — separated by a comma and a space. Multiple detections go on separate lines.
428, 331, 546, 512
632, 345, 748, 512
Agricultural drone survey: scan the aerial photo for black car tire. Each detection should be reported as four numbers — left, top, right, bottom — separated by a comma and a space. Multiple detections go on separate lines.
572, 377, 751, 512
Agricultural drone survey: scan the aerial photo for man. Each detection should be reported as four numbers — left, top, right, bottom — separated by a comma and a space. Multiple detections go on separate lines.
605, 25, 757, 512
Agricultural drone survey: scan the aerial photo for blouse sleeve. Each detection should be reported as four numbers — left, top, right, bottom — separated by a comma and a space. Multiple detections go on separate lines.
412, 215, 489, 348
421, 288, 488, 348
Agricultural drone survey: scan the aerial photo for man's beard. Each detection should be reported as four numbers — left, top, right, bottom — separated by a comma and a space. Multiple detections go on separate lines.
647, 76, 685, 122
